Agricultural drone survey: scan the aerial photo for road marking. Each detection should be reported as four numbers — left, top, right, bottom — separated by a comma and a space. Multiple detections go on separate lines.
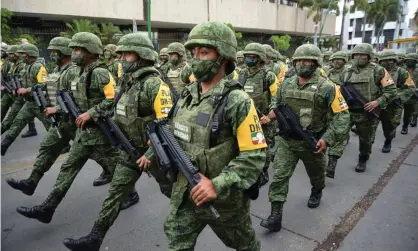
1, 154, 68, 175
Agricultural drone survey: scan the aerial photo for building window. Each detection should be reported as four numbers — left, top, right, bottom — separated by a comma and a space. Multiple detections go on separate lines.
348, 45, 352, 50
399, 29, 403, 36
349, 32, 353, 39
350, 19, 354, 27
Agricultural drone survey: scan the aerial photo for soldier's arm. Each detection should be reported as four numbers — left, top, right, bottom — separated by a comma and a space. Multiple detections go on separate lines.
211, 91, 266, 198
375, 67, 397, 108
267, 71, 278, 98
145, 76, 173, 119
55, 66, 81, 113
25, 63, 48, 94
87, 68, 115, 120
180, 64, 192, 84
397, 69, 416, 103
321, 83, 350, 146
269, 76, 287, 112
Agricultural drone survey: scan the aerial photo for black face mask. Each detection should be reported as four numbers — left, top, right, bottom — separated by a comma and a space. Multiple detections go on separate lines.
405, 61, 417, 69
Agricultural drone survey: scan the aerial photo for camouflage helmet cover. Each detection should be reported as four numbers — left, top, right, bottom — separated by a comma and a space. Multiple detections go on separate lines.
116, 33, 156, 62
48, 37, 72, 56
330, 51, 348, 62
159, 47, 168, 56
7, 45, 19, 54
69, 32, 103, 55
292, 44, 322, 66
236, 50, 244, 58
322, 51, 333, 59
404, 53, 418, 61
104, 44, 118, 56
396, 51, 406, 59
351, 43, 373, 58
262, 44, 275, 58
243, 43, 267, 62
16, 43, 39, 57
378, 50, 398, 62
166, 42, 186, 57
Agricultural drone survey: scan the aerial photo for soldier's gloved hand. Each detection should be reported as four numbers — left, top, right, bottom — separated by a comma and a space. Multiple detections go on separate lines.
75, 112, 91, 128
258, 170, 269, 187
364, 100, 380, 112
314, 139, 327, 154
17, 88, 27, 95
44, 107, 57, 116
191, 174, 217, 206
136, 155, 152, 171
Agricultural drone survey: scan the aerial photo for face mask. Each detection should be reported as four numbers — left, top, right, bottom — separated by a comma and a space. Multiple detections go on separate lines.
332, 61, 344, 69
71, 52, 84, 65
189, 58, 221, 82
168, 54, 179, 65
405, 61, 417, 69
121, 61, 138, 73
295, 64, 316, 78
380, 61, 396, 71
245, 56, 258, 67
8, 54, 17, 63
104, 52, 112, 59
1, 51, 7, 59
50, 52, 61, 63
19, 54, 29, 63
353, 58, 368, 67
237, 58, 244, 65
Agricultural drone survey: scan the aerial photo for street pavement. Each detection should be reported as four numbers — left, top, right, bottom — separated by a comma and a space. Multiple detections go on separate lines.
1, 120, 417, 251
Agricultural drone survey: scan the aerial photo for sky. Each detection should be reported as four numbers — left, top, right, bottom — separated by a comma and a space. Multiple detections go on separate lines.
334, 0, 418, 35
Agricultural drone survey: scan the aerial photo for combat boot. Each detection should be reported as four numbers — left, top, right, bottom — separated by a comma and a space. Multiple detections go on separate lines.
63, 222, 105, 251
121, 191, 140, 210
60, 144, 71, 154
382, 139, 392, 153
326, 155, 339, 179
21, 121, 37, 138
401, 126, 408, 135
6, 177, 36, 195
1, 136, 14, 156
411, 116, 417, 127
260, 202, 283, 232
16, 205, 55, 223
355, 154, 369, 173
307, 188, 322, 208
92, 171, 112, 186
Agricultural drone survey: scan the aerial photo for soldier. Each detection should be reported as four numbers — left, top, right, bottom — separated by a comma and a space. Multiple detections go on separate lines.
322, 51, 333, 71
103, 44, 122, 81
240, 42, 277, 184
165, 42, 189, 95
14, 32, 137, 224
1, 45, 19, 121
403, 53, 418, 132
1, 44, 50, 156
263, 44, 277, 74
261, 44, 350, 232
157, 47, 170, 74
274, 50, 288, 86
378, 51, 415, 151
236, 50, 245, 72
62, 32, 173, 251
396, 51, 406, 68
138, 21, 265, 251
340, 43, 397, 171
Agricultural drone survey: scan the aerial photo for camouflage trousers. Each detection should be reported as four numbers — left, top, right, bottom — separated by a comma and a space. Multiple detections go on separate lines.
328, 132, 350, 158
28, 122, 112, 186
268, 137, 326, 202
403, 102, 417, 127
164, 194, 260, 251
263, 122, 276, 169
1, 98, 25, 133
380, 104, 403, 140
1, 93, 14, 122
349, 112, 379, 156
3, 102, 49, 142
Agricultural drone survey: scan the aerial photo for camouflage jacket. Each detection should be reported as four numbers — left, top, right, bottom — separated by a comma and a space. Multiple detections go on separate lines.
405, 67, 418, 103
387, 66, 416, 104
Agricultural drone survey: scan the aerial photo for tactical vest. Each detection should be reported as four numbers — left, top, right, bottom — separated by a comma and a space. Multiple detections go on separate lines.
327, 69, 344, 85
114, 67, 160, 151
281, 77, 329, 133
70, 62, 107, 112
21, 61, 47, 103
344, 63, 379, 110
167, 62, 187, 95
239, 68, 270, 113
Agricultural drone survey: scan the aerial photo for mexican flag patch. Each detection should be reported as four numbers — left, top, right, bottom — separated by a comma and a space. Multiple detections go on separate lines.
161, 107, 171, 114
251, 132, 266, 145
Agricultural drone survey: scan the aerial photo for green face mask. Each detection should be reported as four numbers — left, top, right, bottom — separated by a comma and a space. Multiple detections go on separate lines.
50, 52, 61, 63
405, 61, 417, 69
189, 58, 221, 82
380, 61, 396, 71
19, 54, 29, 63
104, 52, 112, 59
8, 54, 17, 63
295, 64, 316, 78
71, 53, 84, 65
168, 54, 179, 66
121, 61, 138, 73
332, 61, 345, 69
353, 58, 369, 68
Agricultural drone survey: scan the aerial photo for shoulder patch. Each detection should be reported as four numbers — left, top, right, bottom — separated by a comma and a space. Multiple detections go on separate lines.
405, 73, 415, 87
331, 85, 348, 113
154, 79, 173, 119
380, 69, 395, 87
36, 65, 48, 83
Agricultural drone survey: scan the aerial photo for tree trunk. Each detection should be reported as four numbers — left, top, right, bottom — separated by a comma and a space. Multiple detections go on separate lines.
314, 21, 319, 46
361, 13, 367, 42
339, 0, 348, 50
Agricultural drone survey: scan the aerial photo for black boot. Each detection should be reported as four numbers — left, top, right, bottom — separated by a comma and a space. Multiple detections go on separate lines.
258, 168, 269, 187
21, 121, 37, 138
60, 144, 71, 154
355, 154, 369, 173
351, 126, 358, 135
401, 126, 408, 135
307, 188, 322, 208
6, 178, 36, 195
16, 205, 55, 223
382, 139, 392, 153
326, 155, 339, 179
1, 136, 14, 156
121, 191, 140, 210
92, 171, 112, 186
260, 202, 283, 232
411, 116, 417, 127
63, 223, 105, 251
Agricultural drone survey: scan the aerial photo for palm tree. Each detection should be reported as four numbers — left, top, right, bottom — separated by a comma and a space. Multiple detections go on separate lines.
99, 23, 122, 45
338, 0, 369, 49
60, 19, 100, 38
299, 0, 340, 45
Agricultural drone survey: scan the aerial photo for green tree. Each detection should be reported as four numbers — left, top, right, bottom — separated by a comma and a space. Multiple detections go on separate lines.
1, 8, 14, 44
100, 23, 122, 45
60, 19, 100, 38
319, 36, 340, 51
269, 35, 291, 51
13, 33, 39, 45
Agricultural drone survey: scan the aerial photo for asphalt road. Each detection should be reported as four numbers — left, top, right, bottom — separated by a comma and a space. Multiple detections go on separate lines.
1, 120, 417, 251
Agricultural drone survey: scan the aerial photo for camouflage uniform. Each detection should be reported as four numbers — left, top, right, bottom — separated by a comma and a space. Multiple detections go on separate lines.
103, 44, 122, 81
1, 44, 50, 156
340, 43, 397, 171
1, 45, 19, 121
166, 42, 189, 95
15, 32, 121, 224
240, 43, 277, 178
396, 52, 406, 69
236, 50, 245, 72
402, 53, 418, 131
63, 33, 174, 251
156, 22, 265, 251
322, 51, 333, 72
158, 47, 170, 74
378, 51, 416, 151
261, 44, 350, 232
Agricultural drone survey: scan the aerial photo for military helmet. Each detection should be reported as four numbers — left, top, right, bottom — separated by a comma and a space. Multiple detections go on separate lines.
322, 51, 333, 59
396, 51, 406, 59
1, 44, 9, 53
236, 50, 244, 59
104, 44, 118, 56
243, 43, 267, 62
292, 44, 322, 65
69, 32, 103, 55
351, 43, 373, 58
404, 53, 418, 61
16, 43, 39, 57
116, 33, 156, 62
48, 37, 72, 56
159, 48, 168, 56
167, 42, 186, 57
378, 50, 398, 62
7, 45, 19, 54
184, 21, 237, 74
330, 51, 347, 62
262, 44, 275, 58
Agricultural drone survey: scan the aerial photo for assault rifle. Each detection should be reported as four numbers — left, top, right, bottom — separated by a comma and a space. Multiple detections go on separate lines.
146, 120, 220, 219
32, 85, 61, 138
274, 103, 318, 151
1, 75, 15, 94
340, 83, 380, 118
